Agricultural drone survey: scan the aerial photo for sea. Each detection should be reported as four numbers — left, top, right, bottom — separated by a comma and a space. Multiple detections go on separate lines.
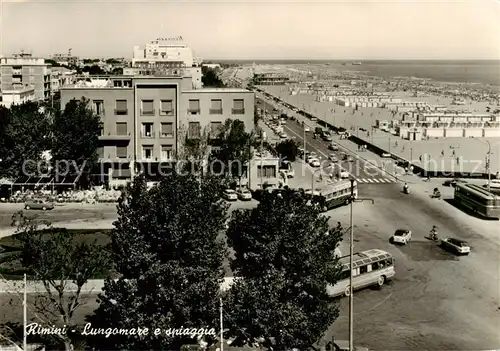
218, 59, 500, 87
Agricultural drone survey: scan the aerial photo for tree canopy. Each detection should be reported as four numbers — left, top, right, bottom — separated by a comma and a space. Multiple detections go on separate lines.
210, 119, 253, 182
202, 67, 225, 88
51, 98, 101, 182
87, 174, 229, 350
0, 102, 50, 179
82, 65, 106, 75
275, 139, 300, 163
225, 188, 343, 349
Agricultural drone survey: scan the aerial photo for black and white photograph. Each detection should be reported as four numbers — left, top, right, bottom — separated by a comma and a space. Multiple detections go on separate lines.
0, 0, 499, 350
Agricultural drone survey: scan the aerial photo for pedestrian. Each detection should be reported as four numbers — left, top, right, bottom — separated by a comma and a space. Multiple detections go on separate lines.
456, 156, 460, 165
452, 150, 456, 157
496, 171, 499, 179
395, 141, 398, 147
441, 150, 444, 156
419, 155, 422, 162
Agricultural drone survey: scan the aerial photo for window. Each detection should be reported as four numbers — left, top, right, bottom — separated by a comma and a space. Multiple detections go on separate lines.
188, 122, 201, 139
359, 265, 368, 274
371, 262, 379, 270
98, 122, 104, 136
210, 99, 223, 114
142, 145, 154, 160
161, 145, 173, 160
340, 270, 350, 280
116, 146, 128, 159
188, 99, 200, 114
257, 165, 277, 178
142, 123, 154, 138
160, 100, 173, 115
93, 100, 104, 115
97, 147, 104, 159
232, 99, 245, 114
141, 100, 154, 115
116, 122, 127, 136
160, 123, 174, 138
210, 122, 223, 137
115, 100, 128, 115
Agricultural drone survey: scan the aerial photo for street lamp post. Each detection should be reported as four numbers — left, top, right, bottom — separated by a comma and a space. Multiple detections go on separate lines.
311, 163, 335, 193
473, 139, 492, 192
347, 178, 375, 351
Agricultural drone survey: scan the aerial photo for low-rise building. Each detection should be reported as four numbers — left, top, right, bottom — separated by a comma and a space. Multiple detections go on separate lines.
248, 150, 280, 190
0, 52, 51, 100
253, 73, 289, 85
60, 75, 254, 186
0, 85, 35, 108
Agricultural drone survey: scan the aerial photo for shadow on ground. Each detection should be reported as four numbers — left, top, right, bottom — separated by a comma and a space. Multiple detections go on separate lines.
397, 241, 459, 261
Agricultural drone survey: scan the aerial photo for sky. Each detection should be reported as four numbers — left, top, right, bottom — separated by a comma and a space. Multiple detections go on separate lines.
0, 0, 499, 60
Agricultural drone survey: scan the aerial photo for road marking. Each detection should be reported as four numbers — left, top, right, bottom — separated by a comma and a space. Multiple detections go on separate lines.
372, 178, 380, 183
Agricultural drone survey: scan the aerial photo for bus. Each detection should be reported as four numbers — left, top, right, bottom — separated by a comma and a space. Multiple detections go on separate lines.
454, 183, 500, 219
327, 249, 395, 297
306, 180, 358, 211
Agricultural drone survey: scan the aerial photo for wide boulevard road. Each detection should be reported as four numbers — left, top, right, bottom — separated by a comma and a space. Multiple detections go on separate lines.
257, 95, 500, 350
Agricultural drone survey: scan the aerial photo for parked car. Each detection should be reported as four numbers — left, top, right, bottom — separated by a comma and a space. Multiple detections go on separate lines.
237, 189, 252, 201
329, 153, 338, 162
392, 229, 412, 245
440, 237, 471, 255
24, 200, 54, 211
328, 143, 339, 151
279, 132, 288, 139
223, 189, 238, 201
346, 155, 354, 162
304, 126, 310, 132
339, 170, 350, 179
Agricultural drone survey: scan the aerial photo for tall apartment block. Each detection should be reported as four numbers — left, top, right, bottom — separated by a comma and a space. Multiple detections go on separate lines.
126, 37, 203, 89
60, 73, 255, 186
0, 52, 51, 100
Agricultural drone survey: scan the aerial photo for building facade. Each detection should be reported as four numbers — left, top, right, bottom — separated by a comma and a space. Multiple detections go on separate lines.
131, 38, 203, 89
0, 86, 35, 108
253, 73, 289, 85
0, 53, 51, 100
60, 75, 254, 186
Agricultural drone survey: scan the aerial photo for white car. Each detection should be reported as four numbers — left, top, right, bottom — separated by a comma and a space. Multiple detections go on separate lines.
223, 189, 238, 201
484, 179, 500, 189
309, 158, 321, 167
392, 229, 412, 245
304, 126, 310, 132
329, 153, 338, 162
237, 189, 252, 201
279, 133, 288, 139
339, 170, 350, 179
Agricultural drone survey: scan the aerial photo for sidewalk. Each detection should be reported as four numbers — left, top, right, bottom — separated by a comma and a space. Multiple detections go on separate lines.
0, 219, 114, 239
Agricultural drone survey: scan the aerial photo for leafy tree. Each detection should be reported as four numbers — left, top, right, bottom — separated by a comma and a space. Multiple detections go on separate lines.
82, 65, 105, 75
51, 98, 101, 184
0, 102, 50, 179
202, 66, 225, 88
87, 174, 228, 350
111, 67, 123, 75
12, 211, 110, 351
45, 59, 61, 67
225, 189, 343, 349
275, 139, 300, 163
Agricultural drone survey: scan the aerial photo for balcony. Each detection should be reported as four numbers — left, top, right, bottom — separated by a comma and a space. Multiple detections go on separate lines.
232, 108, 245, 114
187, 109, 200, 115
159, 108, 174, 116
209, 108, 223, 115
99, 132, 131, 141
12, 69, 22, 75
115, 109, 128, 115
141, 109, 155, 116
141, 131, 156, 138
159, 132, 174, 139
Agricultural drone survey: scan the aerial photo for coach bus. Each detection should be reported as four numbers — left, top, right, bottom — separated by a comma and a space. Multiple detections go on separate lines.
327, 249, 395, 298
306, 180, 358, 211
454, 183, 500, 219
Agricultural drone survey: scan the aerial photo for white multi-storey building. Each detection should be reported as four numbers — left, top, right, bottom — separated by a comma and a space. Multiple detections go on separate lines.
130, 37, 202, 89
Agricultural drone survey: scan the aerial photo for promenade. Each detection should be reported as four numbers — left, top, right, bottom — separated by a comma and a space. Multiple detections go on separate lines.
259, 85, 500, 175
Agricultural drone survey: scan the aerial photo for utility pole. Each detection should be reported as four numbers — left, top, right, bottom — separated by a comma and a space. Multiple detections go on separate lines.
260, 131, 266, 189
303, 122, 307, 158
473, 139, 492, 192
348, 179, 375, 351
23, 273, 27, 351
220, 298, 224, 351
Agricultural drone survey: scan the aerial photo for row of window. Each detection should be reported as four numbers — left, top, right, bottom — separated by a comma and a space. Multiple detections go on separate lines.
98, 121, 224, 139
339, 258, 393, 280
256, 165, 277, 178
92, 98, 246, 116
98, 145, 174, 160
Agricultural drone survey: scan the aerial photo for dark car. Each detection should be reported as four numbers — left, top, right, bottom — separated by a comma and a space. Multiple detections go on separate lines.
443, 178, 465, 187
440, 237, 471, 255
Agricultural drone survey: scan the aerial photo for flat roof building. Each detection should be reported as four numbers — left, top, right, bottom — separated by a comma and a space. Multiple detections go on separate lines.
0, 85, 35, 108
0, 52, 51, 100
60, 75, 254, 186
